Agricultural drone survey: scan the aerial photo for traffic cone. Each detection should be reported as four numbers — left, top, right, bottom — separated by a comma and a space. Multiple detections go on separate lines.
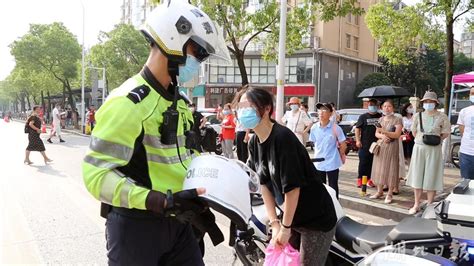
41, 122, 46, 133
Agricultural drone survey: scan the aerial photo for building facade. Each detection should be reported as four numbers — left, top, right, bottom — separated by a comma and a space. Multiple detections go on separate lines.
120, 0, 380, 110
120, 0, 154, 28
203, 0, 380, 110
461, 32, 474, 59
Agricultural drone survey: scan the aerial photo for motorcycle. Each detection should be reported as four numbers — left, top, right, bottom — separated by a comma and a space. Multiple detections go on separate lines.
233, 175, 474, 265
345, 128, 358, 155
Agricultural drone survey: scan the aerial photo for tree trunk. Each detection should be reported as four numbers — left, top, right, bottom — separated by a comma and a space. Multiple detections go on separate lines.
65, 79, 75, 110
235, 50, 249, 86
443, 17, 454, 115
41, 90, 45, 111
47, 90, 52, 115
25, 91, 31, 110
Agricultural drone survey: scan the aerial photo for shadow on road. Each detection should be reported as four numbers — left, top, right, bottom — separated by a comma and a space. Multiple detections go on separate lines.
28, 164, 68, 178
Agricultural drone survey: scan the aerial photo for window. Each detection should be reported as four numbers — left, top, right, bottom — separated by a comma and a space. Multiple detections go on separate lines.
354, 36, 359, 50
354, 15, 359, 25
346, 13, 351, 23
346, 34, 351, 49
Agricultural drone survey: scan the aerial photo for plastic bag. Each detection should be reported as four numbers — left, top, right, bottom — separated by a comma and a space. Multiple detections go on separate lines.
264, 244, 300, 266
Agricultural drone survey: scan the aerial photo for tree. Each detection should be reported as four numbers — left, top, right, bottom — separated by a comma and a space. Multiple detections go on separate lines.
88, 24, 149, 90
192, 0, 363, 85
353, 72, 391, 103
10, 22, 82, 109
366, 1, 474, 113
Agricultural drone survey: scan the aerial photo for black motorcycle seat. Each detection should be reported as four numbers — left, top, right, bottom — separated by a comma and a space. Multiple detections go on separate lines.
335, 216, 395, 254
386, 217, 441, 242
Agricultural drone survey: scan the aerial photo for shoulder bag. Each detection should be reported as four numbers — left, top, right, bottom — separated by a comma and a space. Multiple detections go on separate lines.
419, 112, 441, 146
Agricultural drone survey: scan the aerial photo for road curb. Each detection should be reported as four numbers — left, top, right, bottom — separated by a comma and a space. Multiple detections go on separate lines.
339, 194, 409, 222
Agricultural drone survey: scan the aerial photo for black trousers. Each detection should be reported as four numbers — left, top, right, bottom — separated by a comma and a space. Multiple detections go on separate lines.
106, 210, 204, 266
358, 148, 374, 181
316, 169, 339, 199
235, 131, 248, 163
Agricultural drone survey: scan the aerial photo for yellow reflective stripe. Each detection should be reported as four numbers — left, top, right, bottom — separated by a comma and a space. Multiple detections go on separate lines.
143, 134, 186, 149
99, 171, 121, 204
84, 155, 121, 169
89, 136, 133, 161
147, 152, 192, 164
120, 180, 133, 208
144, 24, 183, 56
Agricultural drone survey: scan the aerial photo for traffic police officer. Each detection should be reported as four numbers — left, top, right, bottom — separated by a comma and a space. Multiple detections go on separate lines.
82, 0, 231, 264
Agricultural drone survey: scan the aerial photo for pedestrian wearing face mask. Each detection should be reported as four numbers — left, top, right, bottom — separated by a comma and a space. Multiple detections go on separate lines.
401, 103, 415, 162
406, 91, 450, 214
281, 97, 312, 145
233, 87, 337, 265
457, 86, 474, 180
355, 98, 381, 188
221, 103, 236, 159
369, 100, 403, 204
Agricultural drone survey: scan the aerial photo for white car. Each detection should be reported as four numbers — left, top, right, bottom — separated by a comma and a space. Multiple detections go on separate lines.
201, 112, 222, 135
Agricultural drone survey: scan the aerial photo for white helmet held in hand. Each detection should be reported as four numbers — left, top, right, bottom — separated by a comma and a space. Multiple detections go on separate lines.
140, 0, 231, 65
183, 155, 260, 229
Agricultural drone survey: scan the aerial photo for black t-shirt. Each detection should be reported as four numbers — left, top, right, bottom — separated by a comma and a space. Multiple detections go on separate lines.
355, 112, 382, 150
248, 123, 337, 232
192, 111, 204, 133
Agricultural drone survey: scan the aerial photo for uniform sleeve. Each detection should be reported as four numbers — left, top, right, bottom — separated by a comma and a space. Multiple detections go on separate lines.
82, 96, 151, 210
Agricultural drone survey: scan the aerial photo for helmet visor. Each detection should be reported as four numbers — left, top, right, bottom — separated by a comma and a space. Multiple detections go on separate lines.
232, 159, 260, 194
190, 26, 232, 66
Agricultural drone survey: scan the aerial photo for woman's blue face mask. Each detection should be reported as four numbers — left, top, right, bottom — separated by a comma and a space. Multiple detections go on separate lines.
237, 108, 261, 129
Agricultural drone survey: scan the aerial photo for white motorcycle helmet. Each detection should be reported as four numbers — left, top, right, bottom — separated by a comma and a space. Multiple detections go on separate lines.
140, 0, 231, 65
183, 155, 260, 229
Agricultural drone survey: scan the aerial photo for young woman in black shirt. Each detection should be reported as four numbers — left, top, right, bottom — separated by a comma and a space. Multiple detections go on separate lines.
233, 86, 337, 265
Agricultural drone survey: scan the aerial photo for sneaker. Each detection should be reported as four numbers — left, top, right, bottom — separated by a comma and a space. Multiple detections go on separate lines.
357, 179, 362, 188
47, 139, 52, 143
367, 180, 375, 188
59, 139, 65, 143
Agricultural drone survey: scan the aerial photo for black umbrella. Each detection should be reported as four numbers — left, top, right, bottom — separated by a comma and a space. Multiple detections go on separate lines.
357, 85, 410, 98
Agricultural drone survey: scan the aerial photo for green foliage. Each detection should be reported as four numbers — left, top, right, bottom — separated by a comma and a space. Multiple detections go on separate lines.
366, 3, 444, 65
354, 72, 391, 99
193, 0, 362, 84
88, 24, 149, 90
9, 22, 81, 108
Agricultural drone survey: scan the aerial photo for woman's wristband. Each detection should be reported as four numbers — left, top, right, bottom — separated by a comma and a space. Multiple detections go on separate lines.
269, 218, 280, 226
281, 222, 291, 229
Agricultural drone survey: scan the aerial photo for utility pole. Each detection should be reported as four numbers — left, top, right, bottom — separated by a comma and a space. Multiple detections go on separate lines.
275, 0, 287, 121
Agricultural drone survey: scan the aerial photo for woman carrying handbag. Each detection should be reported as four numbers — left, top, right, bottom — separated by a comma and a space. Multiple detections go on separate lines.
406, 91, 450, 215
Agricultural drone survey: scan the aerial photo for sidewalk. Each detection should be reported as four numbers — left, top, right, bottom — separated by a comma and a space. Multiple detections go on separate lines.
335, 151, 461, 221
15, 119, 461, 221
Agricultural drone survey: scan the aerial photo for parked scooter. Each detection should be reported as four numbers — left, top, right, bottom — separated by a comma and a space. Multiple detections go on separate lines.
233, 174, 474, 265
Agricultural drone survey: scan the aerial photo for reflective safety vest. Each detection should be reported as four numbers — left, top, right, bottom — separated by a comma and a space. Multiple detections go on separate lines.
82, 70, 194, 210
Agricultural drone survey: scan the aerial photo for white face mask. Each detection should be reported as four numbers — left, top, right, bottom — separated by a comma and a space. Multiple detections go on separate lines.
407, 107, 414, 114
290, 104, 299, 111
470, 95, 474, 103
423, 103, 435, 111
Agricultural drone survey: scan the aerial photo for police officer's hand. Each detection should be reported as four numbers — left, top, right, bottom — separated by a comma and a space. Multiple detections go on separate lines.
165, 188, 207, 223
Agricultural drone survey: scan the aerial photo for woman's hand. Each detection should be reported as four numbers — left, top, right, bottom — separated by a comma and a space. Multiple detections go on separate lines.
36, 129, 41, 134
275, 227, 291, 247
383, 135, 391, 143
270, 222, 281, 245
